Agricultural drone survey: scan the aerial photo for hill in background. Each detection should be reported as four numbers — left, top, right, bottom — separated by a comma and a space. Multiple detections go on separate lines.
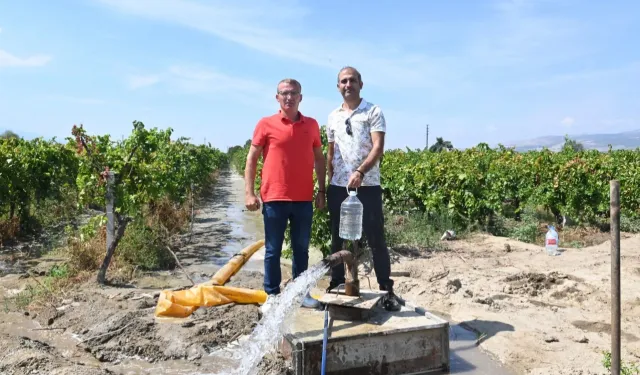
504, 129, 640, 152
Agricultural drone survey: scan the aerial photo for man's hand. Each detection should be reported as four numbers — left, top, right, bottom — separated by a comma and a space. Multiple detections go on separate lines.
245, 193, 261, 211
315, 192, 326, 210
347, 171, 363, 189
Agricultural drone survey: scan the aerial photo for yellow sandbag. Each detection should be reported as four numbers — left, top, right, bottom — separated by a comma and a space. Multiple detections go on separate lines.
155, 285, 267, 318
208, 240, 265, 285
154, 240, 267, 318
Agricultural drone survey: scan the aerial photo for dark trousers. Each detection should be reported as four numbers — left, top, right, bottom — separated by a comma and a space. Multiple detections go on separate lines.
262, 201, 313, 295
327, 184, 393, 290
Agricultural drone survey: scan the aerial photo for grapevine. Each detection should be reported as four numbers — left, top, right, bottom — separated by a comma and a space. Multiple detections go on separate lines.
228, 129, 640, 253
0, 121, 228, 282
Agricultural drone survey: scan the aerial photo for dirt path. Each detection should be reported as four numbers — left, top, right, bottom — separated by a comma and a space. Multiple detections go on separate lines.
134, 169, 267, 290
0, 170, 289, 375
388, 233, 640, 375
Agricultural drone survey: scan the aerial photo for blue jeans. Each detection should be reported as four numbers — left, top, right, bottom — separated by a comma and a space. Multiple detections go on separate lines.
262, 201, 313, 295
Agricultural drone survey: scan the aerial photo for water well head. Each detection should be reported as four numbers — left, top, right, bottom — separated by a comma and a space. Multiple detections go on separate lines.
321, 250, 354, 268
321, 250, 360, 297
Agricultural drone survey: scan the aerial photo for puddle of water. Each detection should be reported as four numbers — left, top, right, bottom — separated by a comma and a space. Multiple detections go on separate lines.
426, 310, 514, 375
448, 324, 513, 374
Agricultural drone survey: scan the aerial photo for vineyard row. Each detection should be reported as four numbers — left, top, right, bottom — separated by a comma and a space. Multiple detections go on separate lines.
227, 127, 639, 253
1, 122, 228, 224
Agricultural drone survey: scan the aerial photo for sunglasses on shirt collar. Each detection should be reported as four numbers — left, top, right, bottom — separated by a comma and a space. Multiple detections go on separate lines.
345, 118, 352, 136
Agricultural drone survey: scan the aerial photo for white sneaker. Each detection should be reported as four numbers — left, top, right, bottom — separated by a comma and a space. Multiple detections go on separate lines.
301, 291, 320, 309
260, 294, 274, 315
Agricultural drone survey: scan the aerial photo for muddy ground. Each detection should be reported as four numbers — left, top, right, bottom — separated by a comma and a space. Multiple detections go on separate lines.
0, 270, 274, 375
2, 170, 639, 375
0, 171, 293, 375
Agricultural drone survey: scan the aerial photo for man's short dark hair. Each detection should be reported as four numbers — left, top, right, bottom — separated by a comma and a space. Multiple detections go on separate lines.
337, 66, 362, 83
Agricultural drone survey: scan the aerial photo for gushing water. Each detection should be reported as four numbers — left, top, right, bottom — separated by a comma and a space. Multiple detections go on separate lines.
202, 262, 329, 375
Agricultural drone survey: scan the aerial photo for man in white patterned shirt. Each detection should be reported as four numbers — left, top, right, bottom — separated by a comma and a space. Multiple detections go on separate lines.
325, 66, 400, 312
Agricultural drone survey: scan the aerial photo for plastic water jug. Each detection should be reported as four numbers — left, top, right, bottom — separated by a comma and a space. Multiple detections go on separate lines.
545, 225, 560, 256
339, 189, 363, 241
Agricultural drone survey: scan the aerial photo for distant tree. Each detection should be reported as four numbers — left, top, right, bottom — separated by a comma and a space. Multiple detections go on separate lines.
562, 135, 584, 152
429, 137, 454, 152
227, 145, 243, 155
1, 130, 19, 139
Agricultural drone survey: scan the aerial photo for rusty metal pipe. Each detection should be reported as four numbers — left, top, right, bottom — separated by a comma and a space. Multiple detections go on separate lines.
322, 249, 360, 297
322, 250, 354, 268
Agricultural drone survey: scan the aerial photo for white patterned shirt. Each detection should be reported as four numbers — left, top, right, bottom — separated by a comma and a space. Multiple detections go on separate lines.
326, 99, 386, 187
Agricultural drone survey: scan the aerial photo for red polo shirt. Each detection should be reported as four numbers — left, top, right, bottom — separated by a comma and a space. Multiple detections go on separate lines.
251, 111, 322, 202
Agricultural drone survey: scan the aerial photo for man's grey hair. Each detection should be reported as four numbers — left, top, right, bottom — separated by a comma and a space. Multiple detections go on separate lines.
277, 78, 302, 93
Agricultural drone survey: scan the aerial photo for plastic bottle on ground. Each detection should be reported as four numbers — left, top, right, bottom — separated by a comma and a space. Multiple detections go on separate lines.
545, 225, 560, 256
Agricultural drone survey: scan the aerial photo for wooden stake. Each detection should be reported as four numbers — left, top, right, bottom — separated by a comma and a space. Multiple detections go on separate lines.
610, 180, 621, 375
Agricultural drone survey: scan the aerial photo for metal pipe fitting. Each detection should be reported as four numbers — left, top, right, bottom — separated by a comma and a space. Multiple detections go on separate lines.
322, 250, 354, 268
322, 250, 360, 297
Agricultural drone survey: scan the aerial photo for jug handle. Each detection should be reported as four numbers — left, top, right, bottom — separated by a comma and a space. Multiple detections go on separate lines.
346, 186, 358, 195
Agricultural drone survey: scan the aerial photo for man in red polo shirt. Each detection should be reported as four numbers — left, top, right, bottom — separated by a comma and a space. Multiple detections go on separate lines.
244, 78, 326, 312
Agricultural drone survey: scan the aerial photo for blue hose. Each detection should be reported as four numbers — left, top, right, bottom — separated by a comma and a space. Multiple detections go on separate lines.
321, 304, 329, 375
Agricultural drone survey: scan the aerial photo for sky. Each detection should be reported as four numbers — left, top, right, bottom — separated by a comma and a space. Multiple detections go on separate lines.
1, 0, 639, 151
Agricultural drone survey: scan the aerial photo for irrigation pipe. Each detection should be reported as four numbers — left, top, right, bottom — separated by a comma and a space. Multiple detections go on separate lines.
321, 303, 329, 375
320, 283, 344, 375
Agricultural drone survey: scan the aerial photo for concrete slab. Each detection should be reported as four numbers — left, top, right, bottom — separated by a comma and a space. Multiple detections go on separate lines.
396, 299, 514, 375
282, 302, 450, 374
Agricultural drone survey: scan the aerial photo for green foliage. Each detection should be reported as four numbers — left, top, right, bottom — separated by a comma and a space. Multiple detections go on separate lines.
621, 215, 640, 233
381, 145, 638, 228
0, 136, 79, 224
602, 350, 640, 375
227, 127, 640, 255
117, 221, 176, 270
227, 141, 251, 174
79, 215, 108, 242
2, 121, 227, 274
384, 209, 456, 251
70, 121, 227, 217
507, 209, 539, 243
68, 121, 227, 274
307, 125, 332, 255
47, 263, 70, 279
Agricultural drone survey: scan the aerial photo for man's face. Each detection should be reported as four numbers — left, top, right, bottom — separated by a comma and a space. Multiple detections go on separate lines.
337, 69, 362, 100
276, 82, 302, 112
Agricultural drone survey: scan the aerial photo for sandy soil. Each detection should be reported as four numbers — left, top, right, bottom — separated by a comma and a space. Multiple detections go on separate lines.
388, 232, 640, 375
2, 170, 638, 375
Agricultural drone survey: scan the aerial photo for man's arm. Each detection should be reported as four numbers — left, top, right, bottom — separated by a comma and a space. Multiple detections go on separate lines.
244, 144, 263, 197
327, 142, 334, 183
357, 105, 386, 174
357, 132, 384, 174
314, 146, 326, 192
